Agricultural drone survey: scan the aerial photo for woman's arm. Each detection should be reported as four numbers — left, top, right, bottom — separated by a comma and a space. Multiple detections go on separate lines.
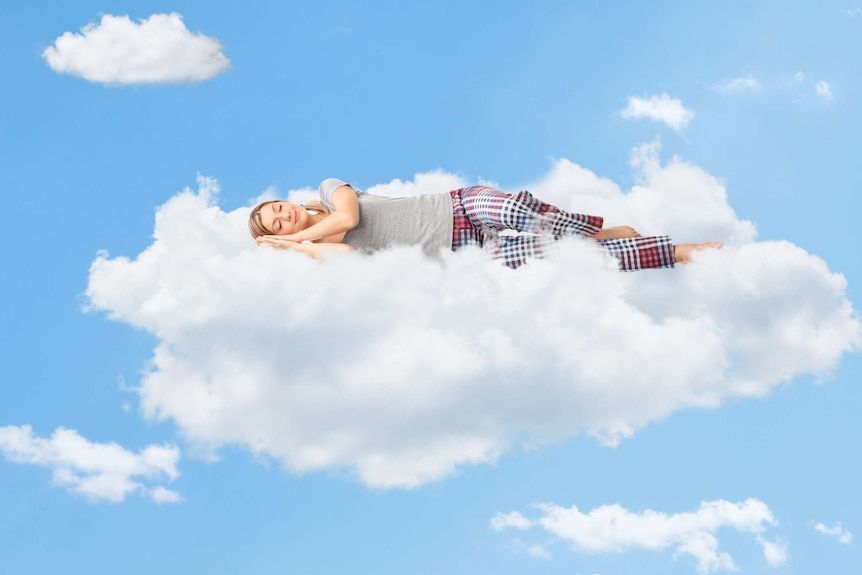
255, 236, 354, 258
280, 185, 360, 243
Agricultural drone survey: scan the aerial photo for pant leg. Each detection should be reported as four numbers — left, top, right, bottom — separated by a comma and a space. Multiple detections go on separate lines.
458, 186, 604, 239
484, 234, 676, 271
453, 186, 674, 271
482, 234, 554, 269
597, 236, 676, 271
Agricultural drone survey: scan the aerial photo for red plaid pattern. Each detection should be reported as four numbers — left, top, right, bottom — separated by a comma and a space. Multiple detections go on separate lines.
450, 189, 483, 249
449, 187, 675, 271
596, 236, 676, 271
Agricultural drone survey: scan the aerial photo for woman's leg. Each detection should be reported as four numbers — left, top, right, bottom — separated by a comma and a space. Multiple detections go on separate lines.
482, 234, 555, 269
457, 186, 604, 239
596, 236, 676, 271
453, 187, 681, 270
483, 234, 678, 270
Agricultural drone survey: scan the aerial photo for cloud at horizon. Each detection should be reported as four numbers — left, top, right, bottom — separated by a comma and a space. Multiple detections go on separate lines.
84, 141, 860, 489
42, 13, 230, 85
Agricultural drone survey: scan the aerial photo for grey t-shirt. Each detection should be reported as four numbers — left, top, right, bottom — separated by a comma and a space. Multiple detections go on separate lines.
318, 178, 454, 257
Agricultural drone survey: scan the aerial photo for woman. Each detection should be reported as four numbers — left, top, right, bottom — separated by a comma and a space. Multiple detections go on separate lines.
248, 178, 721, 270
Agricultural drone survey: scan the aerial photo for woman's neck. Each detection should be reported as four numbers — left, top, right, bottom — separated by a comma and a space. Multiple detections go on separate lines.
307, 210, 329, 228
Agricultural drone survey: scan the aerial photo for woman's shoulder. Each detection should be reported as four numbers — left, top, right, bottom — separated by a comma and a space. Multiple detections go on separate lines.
318, 178, 366, 210
319, 178, 366, 194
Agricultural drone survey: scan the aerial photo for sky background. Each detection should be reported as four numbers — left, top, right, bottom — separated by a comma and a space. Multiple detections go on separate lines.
1, 1, 860, 574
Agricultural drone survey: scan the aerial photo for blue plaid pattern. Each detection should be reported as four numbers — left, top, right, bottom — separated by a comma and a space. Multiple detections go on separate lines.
450, 186, 676, 271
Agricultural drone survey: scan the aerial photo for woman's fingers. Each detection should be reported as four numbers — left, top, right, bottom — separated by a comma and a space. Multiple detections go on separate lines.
256, 236, 301, 250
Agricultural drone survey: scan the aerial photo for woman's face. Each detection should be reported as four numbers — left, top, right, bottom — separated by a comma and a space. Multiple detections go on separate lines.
258, 201, 308, 235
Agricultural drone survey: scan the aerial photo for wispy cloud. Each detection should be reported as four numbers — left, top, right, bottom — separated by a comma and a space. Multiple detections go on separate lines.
815, 80, 833, 100
713, 74, 761, 94
85, 143, 860, 489
43, 13, 230, 85
814, 522, 853, 544
794, 71, 806, 83
620, 93, 694, 131
527, 544, 552, 560
840, 8, 862, 17
492, 499, 781, 573
0, 425, 181, 503
492, 511, 534, 531
757, 536, 789, 567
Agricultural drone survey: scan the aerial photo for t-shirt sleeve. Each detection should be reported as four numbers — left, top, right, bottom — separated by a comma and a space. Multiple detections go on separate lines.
318, 178, 352, 211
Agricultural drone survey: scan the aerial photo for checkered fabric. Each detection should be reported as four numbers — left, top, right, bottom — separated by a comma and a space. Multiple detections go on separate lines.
596, 236, 676, 271
449, 186, 676, 271
451, 186, 603, 245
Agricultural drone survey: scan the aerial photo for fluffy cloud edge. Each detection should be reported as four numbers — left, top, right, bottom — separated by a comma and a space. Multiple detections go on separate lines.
42, 13, 230, 85
492, 498, 782, 573
0, 424, 182, 503
84, 144, 860, 489
620, 93, 694, 131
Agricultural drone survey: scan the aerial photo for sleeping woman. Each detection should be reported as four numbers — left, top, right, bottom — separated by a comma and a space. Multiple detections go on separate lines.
248, 178, 721, 270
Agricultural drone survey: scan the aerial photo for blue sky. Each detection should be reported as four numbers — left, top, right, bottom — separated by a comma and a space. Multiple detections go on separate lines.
1, 1, 860, 574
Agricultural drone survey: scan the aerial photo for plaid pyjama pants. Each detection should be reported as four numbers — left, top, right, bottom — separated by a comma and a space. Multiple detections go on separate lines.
449, 186, 676, 271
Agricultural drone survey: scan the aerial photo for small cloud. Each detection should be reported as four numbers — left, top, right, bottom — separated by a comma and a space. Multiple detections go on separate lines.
814, 522, 852, 544
150, 486, 184, 504
0, 424, 181, 503
527, 544, 552, 560
757, 535, 789, 567
491, 511, 534, 531
620, 93, 694, 132
494, 498, 779, 573
42, 13, 230, 85
815, 80, 833, 100
840, 8, 862, 17
713, 74, 761, 94
794, 71, 806, 83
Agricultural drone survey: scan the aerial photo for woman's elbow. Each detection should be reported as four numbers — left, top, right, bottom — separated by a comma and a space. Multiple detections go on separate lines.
343, 211, 360, 230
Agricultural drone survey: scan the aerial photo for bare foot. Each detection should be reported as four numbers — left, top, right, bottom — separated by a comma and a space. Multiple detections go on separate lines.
674, 242, 723, 264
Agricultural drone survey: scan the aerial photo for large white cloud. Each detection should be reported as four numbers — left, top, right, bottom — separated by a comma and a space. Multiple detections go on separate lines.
43, 13, 230, 85
85, 141, 860, 488
492, 498, 784, 573
620, 94, 695, 131
0, 425, 181, 503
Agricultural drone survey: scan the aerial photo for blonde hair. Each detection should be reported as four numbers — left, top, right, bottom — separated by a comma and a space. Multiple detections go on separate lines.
248, 200, 330, 238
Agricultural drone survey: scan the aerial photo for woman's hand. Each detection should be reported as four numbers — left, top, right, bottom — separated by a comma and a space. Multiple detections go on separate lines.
255, 236, 354, 259
592, 226, 641, 240
255, 235, 304, 250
